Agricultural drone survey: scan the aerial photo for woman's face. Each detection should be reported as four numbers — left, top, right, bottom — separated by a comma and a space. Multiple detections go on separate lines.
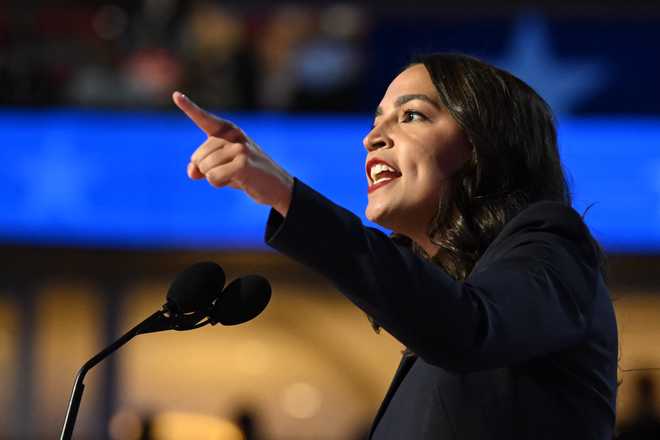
363, 64, 471, 245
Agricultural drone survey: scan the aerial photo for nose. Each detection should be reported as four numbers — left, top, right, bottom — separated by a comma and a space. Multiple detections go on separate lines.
363, 123, 392, 152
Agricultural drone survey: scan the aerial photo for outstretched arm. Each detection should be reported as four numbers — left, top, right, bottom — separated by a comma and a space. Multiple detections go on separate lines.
265, 179, 596, 372
174, 94, 596, 372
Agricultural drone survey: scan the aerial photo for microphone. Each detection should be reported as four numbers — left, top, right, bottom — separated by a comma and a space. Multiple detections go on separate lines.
209, 274, 271, 325
167, 261, 226, 315
59, 262, 270, 440
139, 261, 226, 334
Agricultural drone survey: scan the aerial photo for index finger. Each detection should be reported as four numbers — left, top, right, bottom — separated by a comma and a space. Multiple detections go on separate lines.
172, 91, 228, 137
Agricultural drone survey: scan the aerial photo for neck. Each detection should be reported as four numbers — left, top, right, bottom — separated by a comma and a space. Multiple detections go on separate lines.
410, 231, 440, 258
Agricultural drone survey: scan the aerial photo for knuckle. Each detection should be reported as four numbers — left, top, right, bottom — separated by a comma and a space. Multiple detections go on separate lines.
232, 142, 247, 154
199, 157, 214, 173
190, 146, 204, 162
206, 169, 224, 187
234, 154, 249, 169
198, 150, 222, 172
206, 140, 224, 156
210, 136, 226, 146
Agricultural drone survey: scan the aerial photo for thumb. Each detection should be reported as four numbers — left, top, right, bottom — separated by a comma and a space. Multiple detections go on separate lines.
173, 91, 227, 137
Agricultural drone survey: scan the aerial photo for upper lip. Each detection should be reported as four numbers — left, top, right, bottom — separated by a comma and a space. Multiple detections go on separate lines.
366, 158, 401, 184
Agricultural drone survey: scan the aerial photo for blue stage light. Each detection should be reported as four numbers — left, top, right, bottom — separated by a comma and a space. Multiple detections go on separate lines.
0, 110, 657, 252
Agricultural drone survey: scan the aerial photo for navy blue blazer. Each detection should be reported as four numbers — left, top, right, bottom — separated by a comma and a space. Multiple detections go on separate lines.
265, 179, 618, 439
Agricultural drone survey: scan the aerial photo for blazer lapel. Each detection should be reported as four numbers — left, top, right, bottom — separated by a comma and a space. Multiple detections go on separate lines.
369, 352, 418, 438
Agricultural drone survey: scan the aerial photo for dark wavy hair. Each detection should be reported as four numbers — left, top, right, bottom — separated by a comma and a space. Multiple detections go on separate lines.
404, 53, 606, 280
371, 53, 608, 333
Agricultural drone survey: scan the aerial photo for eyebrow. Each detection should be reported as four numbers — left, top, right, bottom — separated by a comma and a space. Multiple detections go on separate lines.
374, 94, 441, 117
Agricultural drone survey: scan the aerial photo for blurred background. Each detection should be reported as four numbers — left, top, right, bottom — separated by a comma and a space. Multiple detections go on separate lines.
1, 0, 660, 439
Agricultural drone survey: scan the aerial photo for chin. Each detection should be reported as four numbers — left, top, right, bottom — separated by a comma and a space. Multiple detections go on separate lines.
365, 205, 398, 231
365, 205, 384, 224
365, 209, 379, 224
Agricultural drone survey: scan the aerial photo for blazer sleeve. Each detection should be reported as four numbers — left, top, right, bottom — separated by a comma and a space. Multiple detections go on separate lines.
265, 178, 598, 372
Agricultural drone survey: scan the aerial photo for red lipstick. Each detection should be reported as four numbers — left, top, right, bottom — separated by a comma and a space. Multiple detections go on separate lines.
366, 158, 401, 194
366, 158, 398, 181
368, 178, 397, 194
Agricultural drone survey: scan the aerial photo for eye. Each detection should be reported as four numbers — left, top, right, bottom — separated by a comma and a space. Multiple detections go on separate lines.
401, 109, 427, 123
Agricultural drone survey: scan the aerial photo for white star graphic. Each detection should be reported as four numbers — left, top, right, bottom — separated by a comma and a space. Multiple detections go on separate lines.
491, 11, 609, 115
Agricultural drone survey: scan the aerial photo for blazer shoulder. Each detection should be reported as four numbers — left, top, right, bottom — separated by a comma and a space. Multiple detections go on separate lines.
481, 201, 600, 266
501, 201, 587, 239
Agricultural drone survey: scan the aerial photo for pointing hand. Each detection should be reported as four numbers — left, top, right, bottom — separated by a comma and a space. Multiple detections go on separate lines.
173, 91, 293, 216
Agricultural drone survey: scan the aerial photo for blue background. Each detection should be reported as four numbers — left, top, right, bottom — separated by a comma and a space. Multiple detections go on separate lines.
0, 110, 658, 252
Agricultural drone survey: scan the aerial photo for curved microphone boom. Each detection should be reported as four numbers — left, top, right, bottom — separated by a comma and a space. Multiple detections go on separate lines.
60, 261, 226, 440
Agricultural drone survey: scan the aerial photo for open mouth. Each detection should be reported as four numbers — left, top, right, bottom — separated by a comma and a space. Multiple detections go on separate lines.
366, 159, 402, 187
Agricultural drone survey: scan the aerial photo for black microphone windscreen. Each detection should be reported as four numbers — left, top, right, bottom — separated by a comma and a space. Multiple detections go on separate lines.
211, 275, 271, 325
167, 262, 225, 314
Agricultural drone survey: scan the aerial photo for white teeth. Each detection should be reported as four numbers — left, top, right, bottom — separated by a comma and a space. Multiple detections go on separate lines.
369, 162, 397, 183
373, 175, 393, 184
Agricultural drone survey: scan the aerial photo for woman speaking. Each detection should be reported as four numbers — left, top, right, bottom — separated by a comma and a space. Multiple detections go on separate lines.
172, 53, 618, 440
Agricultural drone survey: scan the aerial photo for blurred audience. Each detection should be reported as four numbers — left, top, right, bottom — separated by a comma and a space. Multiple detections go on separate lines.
289, 4, 366, 112
2, 0, 659, 115
178, 2, 256, 110
254, 5, 315, 111
0, 0, 366, 112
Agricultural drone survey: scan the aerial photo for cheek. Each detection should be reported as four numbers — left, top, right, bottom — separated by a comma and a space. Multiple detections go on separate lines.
405, 145, 468, 203
410, 148, 453, 183
430, 138, 471, 179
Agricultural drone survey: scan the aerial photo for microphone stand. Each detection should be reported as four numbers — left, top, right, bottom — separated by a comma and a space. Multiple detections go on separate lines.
59, 310, 173, 440
58, 265, 230, 439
